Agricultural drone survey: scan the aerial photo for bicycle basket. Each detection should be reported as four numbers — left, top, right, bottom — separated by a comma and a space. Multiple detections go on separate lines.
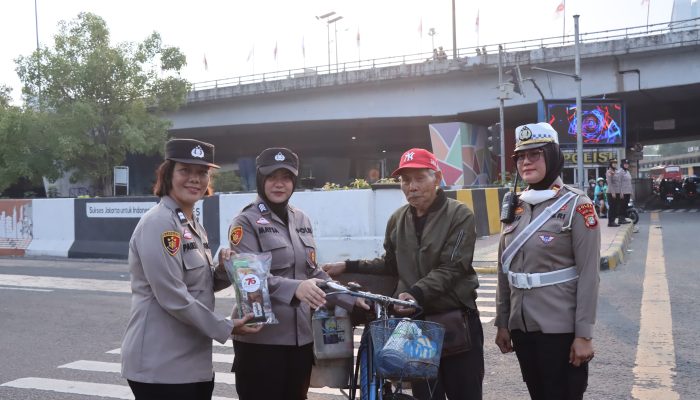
368, 318, 445, 380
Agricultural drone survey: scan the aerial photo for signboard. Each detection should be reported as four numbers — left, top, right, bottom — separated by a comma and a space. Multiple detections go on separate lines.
540, 99, 625, 147
562, 149, 618, 165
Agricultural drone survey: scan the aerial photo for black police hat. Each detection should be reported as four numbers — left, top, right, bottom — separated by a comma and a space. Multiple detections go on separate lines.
165, 139, 220, 169
256, 147, 299, 176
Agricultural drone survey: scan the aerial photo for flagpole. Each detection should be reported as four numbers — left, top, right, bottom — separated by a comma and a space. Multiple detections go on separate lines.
563, 0, 566, 44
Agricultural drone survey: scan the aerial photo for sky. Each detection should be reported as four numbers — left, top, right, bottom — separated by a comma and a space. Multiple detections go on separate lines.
0, 0, 677, 104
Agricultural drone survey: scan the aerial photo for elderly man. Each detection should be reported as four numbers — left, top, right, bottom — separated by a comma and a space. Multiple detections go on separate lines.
322, 148, 483, 400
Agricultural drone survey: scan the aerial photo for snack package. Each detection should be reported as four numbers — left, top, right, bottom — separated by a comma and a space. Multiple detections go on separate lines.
224, 252, 277, 325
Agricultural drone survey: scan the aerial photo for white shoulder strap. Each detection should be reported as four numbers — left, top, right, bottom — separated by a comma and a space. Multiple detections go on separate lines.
500, 191, 577, 273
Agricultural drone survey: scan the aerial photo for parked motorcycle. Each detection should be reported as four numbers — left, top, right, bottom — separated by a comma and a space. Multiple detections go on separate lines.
682, 177, 698, 205
625, 199, 640, 225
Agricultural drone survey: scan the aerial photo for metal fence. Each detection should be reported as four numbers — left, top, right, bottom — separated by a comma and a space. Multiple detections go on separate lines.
190, 17, 700, 91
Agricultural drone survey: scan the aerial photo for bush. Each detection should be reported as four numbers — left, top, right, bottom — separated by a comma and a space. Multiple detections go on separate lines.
213, 171, 243, 192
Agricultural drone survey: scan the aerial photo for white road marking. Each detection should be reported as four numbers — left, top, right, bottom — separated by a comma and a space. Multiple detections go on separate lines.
631, 212, 680, 400
59, 360, 238, 385
0, 378, 135, 399
0, 274, 235, 298
480, 316, 494, 323
477, 289, 496, 294
0, 286, 53, 292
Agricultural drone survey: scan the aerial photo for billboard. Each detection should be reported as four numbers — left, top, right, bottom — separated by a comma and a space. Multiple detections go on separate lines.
540, 100, 625, 147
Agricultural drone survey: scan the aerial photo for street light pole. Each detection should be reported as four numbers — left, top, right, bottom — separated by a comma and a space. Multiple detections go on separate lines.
316, 11, 337, 74
328, 16, 343, 73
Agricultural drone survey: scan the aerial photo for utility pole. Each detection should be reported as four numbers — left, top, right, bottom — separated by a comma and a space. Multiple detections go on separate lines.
452, 0, 457, 59
498, 45, 506, 185
574, 15, 584, 190
532, 15, 584, 190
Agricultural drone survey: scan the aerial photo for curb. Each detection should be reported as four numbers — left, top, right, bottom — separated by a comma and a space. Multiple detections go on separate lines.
599, 223, 635, 271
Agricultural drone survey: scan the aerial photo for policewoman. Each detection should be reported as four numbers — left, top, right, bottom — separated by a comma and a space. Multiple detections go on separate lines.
121, 139, 260, 400
494, 123, 600, 400
227, 147, 358, 400
606, 160, 621, 227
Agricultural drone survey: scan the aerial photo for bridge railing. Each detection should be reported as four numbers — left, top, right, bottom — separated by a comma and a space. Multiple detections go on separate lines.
190, 17, 700, 92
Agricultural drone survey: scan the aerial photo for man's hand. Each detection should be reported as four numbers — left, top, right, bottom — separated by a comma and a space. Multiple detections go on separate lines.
495, 327, 513, 354
321, 262, 346, 278
355, 297, 371, 311
295, 278, 327, 309
394, 292, 417, 316
232, 313, 264, 335
569, 337, 594, 367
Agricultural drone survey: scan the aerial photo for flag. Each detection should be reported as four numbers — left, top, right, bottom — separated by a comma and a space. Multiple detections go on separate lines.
555, 1, 565, 17
418, 17, 423, 38
203, 54, 208, 71
475, 9, 480, 33
246, 45, 254, 62
356, 28, 360, 47
273, 41, 278, 60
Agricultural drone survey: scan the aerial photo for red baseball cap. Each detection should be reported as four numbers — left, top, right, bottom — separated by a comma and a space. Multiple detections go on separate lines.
391, 148, 440, 177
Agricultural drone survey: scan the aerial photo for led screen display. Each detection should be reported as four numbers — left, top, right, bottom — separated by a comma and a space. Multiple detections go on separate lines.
545, 101, 624, 146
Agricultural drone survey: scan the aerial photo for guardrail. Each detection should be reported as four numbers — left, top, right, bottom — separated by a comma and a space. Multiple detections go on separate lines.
190, 17, 700, 91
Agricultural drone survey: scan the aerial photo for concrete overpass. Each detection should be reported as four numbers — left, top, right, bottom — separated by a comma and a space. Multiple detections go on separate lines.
167, 18, 700, 185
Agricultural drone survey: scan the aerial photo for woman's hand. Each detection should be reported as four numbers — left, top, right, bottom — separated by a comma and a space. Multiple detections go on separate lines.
295, 278, 327, 309
321, 262, 346, 278
218, 248, 235, 265
569, 337, 594, 367
231, 313, 264, 335
495, 327, 513, 353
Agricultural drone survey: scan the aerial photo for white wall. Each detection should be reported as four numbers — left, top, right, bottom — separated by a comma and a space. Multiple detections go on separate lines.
27, 199, 75, 257
216, 188, 408, 264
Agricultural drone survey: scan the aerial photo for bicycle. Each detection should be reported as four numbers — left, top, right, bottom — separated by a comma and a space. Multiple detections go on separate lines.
317, 280, 445, 400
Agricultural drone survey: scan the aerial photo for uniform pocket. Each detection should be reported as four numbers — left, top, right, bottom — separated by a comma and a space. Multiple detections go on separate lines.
182, 248, 210, 291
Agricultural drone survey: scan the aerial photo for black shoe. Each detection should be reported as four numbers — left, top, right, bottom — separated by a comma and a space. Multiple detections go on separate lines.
618, 220, 630, 224
608, 223, 620, 227
601, 214, 607, 219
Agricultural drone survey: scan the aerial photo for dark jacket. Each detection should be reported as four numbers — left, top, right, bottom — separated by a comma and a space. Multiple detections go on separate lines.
347, 190, 479, 314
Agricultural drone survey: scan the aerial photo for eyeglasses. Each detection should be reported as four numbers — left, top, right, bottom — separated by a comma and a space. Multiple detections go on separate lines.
512, 149, 544, 164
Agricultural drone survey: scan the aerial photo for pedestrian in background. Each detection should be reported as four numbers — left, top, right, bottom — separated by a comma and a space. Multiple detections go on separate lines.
323, 148, 484, 400
606, 160, 621, 227
121, 139, 261, 400
594, 177, 608, 218
495, 123, 600, 400
618, 159, 633, 224
227, 147, 363, 400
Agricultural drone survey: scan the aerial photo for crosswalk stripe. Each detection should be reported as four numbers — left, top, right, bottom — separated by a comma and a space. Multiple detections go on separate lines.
478, 289, 496, 294
478, 282, 496, 287
690, 209, 699, 212
478, 306, 496, 313
0, 274, 235, 298
0, 377, 136, 399
480, 316, 494, 323
0, 286, 53, 292
478, 276, 497, 281
55, 359, 347, 397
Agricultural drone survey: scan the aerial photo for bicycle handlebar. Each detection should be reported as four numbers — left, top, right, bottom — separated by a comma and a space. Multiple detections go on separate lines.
317, 280, 422, 311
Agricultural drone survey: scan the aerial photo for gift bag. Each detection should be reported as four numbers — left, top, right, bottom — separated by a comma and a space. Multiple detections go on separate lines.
223, 252, 278, 325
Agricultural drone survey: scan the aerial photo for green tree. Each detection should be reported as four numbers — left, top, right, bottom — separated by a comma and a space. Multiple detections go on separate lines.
0, 90, 63, 193
14, 12, 189, 195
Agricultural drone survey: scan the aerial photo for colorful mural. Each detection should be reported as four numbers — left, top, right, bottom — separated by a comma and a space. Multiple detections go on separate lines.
429, 122, 495, 186
0, 199, 33, 256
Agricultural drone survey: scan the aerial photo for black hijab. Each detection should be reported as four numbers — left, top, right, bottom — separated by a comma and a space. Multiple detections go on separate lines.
256, 170, 298, 224
529, 143, 565, 190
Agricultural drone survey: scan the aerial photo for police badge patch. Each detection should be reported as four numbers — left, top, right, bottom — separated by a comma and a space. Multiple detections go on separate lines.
229, 226, 243, 246
161, 231, 181, 256
575, 203, 598, 229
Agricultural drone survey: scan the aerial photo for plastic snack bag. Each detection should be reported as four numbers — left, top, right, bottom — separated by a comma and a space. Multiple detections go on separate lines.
224, 252, 278, 325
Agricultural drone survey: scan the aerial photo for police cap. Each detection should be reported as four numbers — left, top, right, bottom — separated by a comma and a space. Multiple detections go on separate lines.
256, 147, 299, 176
165, 139, 220, 168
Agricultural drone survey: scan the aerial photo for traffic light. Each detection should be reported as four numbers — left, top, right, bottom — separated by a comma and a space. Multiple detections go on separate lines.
508, 65, 524, 96
487, 123, 501, 156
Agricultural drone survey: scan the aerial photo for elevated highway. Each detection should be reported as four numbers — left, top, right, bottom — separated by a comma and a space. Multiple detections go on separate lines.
166, 19, 700, 183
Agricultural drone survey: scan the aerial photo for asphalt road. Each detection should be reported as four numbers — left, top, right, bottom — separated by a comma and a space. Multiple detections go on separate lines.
1, 207, 699, 399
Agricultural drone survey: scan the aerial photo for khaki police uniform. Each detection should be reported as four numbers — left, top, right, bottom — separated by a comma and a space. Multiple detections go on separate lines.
495, 179, 601, 338
228, 197, 353, 346
122, 195, 233, 384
